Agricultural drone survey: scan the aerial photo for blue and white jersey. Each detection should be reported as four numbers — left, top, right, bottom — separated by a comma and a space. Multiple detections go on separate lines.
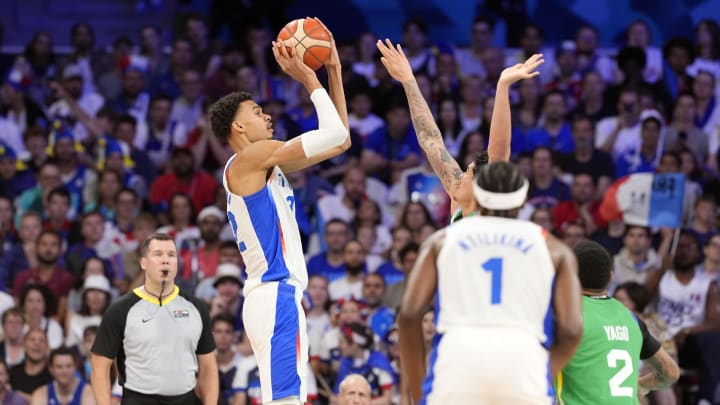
436, 216, 555, 344
223, 155, 308, 295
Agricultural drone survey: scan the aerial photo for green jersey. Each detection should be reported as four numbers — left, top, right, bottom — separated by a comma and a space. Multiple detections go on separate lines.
556, 296, 659, 404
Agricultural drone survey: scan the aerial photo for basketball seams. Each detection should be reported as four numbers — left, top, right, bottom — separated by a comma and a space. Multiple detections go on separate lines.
277, 18, 331, 70
297, 22, 331, 69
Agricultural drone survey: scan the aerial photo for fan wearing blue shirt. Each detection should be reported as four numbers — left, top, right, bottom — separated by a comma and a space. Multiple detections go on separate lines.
362, 274, 396, 341
307, 219, 351, 282
524, 90, 575, 154
361, 102, 421, 185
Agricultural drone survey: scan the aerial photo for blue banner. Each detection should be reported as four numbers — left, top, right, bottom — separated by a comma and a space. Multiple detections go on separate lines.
648, 173, 685, 229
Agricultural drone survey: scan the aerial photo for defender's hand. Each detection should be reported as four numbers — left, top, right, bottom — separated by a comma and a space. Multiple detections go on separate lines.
376, 38, 414, 83
498, 53, 544, 86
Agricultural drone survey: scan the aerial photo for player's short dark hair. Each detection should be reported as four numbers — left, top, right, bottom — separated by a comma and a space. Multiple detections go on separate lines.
474, 161, 527, 218
399, 242, 420, 263
49, 346, 77, 366
140, 233, 176, 257
209, 92, 254, 141
573, 240, 612, 291
473, 151, 489, 173
212, 312, 236, 330
614, 282, 648, 312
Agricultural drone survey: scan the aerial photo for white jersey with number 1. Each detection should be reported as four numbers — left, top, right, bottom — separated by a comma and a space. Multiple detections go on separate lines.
423, 216, 556, 405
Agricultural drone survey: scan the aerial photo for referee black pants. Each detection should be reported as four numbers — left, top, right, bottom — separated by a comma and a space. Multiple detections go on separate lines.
121, 388, 201, 405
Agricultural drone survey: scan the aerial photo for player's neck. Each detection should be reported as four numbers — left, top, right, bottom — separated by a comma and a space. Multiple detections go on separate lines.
582, 289, 609, 298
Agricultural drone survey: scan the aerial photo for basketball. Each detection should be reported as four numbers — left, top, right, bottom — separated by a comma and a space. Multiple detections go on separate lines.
277, 18, 332, 71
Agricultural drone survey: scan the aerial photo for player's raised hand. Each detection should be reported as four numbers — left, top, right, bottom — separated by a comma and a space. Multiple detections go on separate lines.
376, 39, 414, 83
498, 53, 544, 86
272, 40, 317, 86
310, 17, 341, 67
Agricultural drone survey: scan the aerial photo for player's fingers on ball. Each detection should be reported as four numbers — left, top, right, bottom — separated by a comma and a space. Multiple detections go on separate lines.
271, 43, 281, 58
278, 43, 290, 59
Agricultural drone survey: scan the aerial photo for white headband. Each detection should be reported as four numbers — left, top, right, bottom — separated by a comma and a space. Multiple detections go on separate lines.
472, 179, 529, 210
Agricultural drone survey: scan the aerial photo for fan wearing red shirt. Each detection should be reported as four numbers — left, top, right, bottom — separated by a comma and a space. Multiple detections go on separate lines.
181, 206, 224, 280
12, 230, 74, 311
552, 172, 607, 236
149, 146, 218, 214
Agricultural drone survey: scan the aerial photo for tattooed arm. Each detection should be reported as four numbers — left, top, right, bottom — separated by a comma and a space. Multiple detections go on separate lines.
377, 39, 463, 195
401, 79, 464, 194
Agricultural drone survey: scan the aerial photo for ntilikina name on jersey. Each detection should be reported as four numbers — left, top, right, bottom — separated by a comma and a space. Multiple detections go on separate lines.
456, 232, 534, 254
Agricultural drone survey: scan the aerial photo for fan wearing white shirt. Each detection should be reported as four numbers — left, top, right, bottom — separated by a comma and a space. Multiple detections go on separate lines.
328, 241, 366, 301
135, 94, 188, 169
47, 64, 104, 143
348, 90, 384, 143
595, 87, 642, 158
170, 69, 205, 131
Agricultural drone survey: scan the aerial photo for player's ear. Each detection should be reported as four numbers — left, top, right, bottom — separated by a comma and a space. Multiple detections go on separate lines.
139, 256, 147, 271
232, 121, 244, 134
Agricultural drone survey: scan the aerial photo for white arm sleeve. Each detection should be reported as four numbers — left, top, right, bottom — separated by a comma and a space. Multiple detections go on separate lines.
300, 88, 348, 158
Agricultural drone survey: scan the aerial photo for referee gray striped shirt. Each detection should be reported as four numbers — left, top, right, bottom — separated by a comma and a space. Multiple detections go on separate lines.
92, 286, 215, 396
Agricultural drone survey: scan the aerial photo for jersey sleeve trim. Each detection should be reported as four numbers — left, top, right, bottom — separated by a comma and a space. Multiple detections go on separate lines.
91, 293, 140, 359
179, 289, 216, 354
637, 317, 662, 360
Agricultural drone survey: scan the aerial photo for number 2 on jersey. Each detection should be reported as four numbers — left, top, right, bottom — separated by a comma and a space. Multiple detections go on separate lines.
607, 349, 634, 397
482, 258, 503, 304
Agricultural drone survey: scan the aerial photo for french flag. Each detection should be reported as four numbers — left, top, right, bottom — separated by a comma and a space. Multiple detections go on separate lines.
599, 173, 685, 228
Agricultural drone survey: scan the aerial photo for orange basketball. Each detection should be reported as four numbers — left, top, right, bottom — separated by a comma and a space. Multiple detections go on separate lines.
277, 18, 332, 71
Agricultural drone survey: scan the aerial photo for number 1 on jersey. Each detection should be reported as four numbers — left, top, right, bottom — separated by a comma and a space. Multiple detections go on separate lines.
482, 258, 503, 304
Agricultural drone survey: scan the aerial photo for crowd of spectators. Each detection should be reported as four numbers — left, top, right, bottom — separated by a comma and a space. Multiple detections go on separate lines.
0, 10, 719, 405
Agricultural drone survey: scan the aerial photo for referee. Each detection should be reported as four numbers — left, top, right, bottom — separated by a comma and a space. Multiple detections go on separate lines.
91, 233, 219, 404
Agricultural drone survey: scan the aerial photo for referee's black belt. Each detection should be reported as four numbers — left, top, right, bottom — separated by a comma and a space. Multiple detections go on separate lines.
121, 387, 201, 405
